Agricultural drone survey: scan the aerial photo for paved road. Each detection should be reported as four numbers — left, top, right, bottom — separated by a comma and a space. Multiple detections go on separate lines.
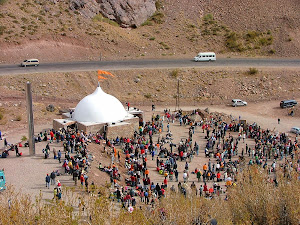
0, 58, 299, 75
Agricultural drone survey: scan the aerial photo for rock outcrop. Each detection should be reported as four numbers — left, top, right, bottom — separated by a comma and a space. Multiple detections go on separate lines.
70, 0, 157, 27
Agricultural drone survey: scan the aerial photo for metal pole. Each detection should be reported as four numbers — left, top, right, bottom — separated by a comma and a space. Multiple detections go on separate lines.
177, 79, 180, 110
26, 82, 35, 155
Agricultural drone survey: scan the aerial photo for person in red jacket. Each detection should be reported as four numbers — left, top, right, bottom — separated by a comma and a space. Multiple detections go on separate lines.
203, 182, 208, 196
80, 174, 85, 186
163, 178, 168, 188
180, 151, 184, 161
217, 172, 221, 182
50, 130, 54, 143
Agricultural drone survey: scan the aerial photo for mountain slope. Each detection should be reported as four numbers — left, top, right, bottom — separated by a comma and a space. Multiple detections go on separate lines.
0, 0, 299, 64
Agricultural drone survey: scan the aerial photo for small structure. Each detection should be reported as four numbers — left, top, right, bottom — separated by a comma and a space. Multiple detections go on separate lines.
53, 83, 143, 139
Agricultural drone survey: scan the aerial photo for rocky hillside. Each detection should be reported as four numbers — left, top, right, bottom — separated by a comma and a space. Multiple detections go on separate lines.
0, 67, 299, 131
0, 0, 299, 64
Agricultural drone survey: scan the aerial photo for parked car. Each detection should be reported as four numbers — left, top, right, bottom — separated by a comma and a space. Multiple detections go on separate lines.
0, 169, 6, 191
280, 100, 297, 108
290, 127, 300, 134
232, 99, 247, 107
21, 59, 39, 67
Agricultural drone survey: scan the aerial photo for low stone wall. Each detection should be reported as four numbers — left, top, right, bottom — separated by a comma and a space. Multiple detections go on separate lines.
106, 121, 137, 139
53, 119, 76, 131
77, 122, 105, 134
106, 123, 130, 139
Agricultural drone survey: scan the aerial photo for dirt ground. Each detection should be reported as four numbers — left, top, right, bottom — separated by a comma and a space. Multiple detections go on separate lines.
0, 100, 298, 201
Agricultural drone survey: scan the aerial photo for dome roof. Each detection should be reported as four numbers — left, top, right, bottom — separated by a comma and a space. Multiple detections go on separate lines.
73, 85, 127, 123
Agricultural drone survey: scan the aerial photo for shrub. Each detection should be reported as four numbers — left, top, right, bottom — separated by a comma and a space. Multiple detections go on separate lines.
92, 14, 119, 26
15, 115, 22, 121
245, 30, 259, 40
226, 32, 240, 50
248, 67, 258, 75
201, 29, 211, 36
187, 23, 196, 28
203, 14, 213, 22
21, 136, 27, 141
141, 20, 153, 26
149, 37, 155, 40
159, 42, 170, 49
155, 0, 163, 10
267, 36, 273, 45
21, 17, 28, 23
269, 49, 276, 54
170, 69, 179, 78
0, 0, 7, 5
0, 26, 6, 35
0, 111, 3, 120
259, 37, 268, 46
150, 11, 164, 24
144, 93, 152, 99
8, 14, 16, 19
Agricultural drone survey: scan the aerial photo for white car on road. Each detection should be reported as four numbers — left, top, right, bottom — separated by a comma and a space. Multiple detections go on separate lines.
232, 99, 247, 107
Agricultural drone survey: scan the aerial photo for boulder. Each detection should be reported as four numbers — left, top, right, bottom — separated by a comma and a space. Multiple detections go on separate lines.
70, 0, 157, 27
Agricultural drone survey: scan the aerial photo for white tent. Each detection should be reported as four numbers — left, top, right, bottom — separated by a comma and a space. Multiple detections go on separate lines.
73, 84, 127, 123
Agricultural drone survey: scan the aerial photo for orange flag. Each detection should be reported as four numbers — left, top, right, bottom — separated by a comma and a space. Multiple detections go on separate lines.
98, 75, 107, 81
98, 70, 115, 77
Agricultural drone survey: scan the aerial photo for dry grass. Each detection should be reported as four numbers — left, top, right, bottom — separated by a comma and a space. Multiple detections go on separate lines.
1, 166, 299, 224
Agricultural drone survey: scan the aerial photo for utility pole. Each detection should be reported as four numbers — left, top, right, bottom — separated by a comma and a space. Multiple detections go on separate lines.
26, 82, 35, 155
176, 79, 180, 111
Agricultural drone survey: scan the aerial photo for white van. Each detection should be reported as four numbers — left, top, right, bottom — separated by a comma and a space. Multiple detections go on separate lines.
21, 59, 39, 67
232, 99, 247, 107
194, 52, 216, 62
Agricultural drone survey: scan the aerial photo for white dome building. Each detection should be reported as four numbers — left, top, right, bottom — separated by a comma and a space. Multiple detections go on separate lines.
73, 84, 128, 123
53, 83, 143, 139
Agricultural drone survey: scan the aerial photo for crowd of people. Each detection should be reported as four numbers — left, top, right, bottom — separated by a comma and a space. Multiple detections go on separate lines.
1, 106, 299, 212
103, 108, 300, 211
39, 127, 94, 199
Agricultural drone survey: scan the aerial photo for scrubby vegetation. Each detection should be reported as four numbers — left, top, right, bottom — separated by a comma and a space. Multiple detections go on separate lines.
225, 30, 274, 53
170, 69, 179, 78
0, 166, 299, 224
142, 1, 165, 26
0, 0, 7, 5
248, 67, 259, 75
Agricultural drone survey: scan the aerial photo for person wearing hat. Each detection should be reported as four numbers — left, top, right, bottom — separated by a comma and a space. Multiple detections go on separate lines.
57, 180, 61, 191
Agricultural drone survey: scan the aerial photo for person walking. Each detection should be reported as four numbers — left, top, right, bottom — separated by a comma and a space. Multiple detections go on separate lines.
57, 150, 62, 163
53, 148, 57, 159
50, 171, 56, 185
4, 138, 8, 148
199, 185, 203, 197
175, 170, 179, 182
197, 170, 202, 182
45, 174, 50, 189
